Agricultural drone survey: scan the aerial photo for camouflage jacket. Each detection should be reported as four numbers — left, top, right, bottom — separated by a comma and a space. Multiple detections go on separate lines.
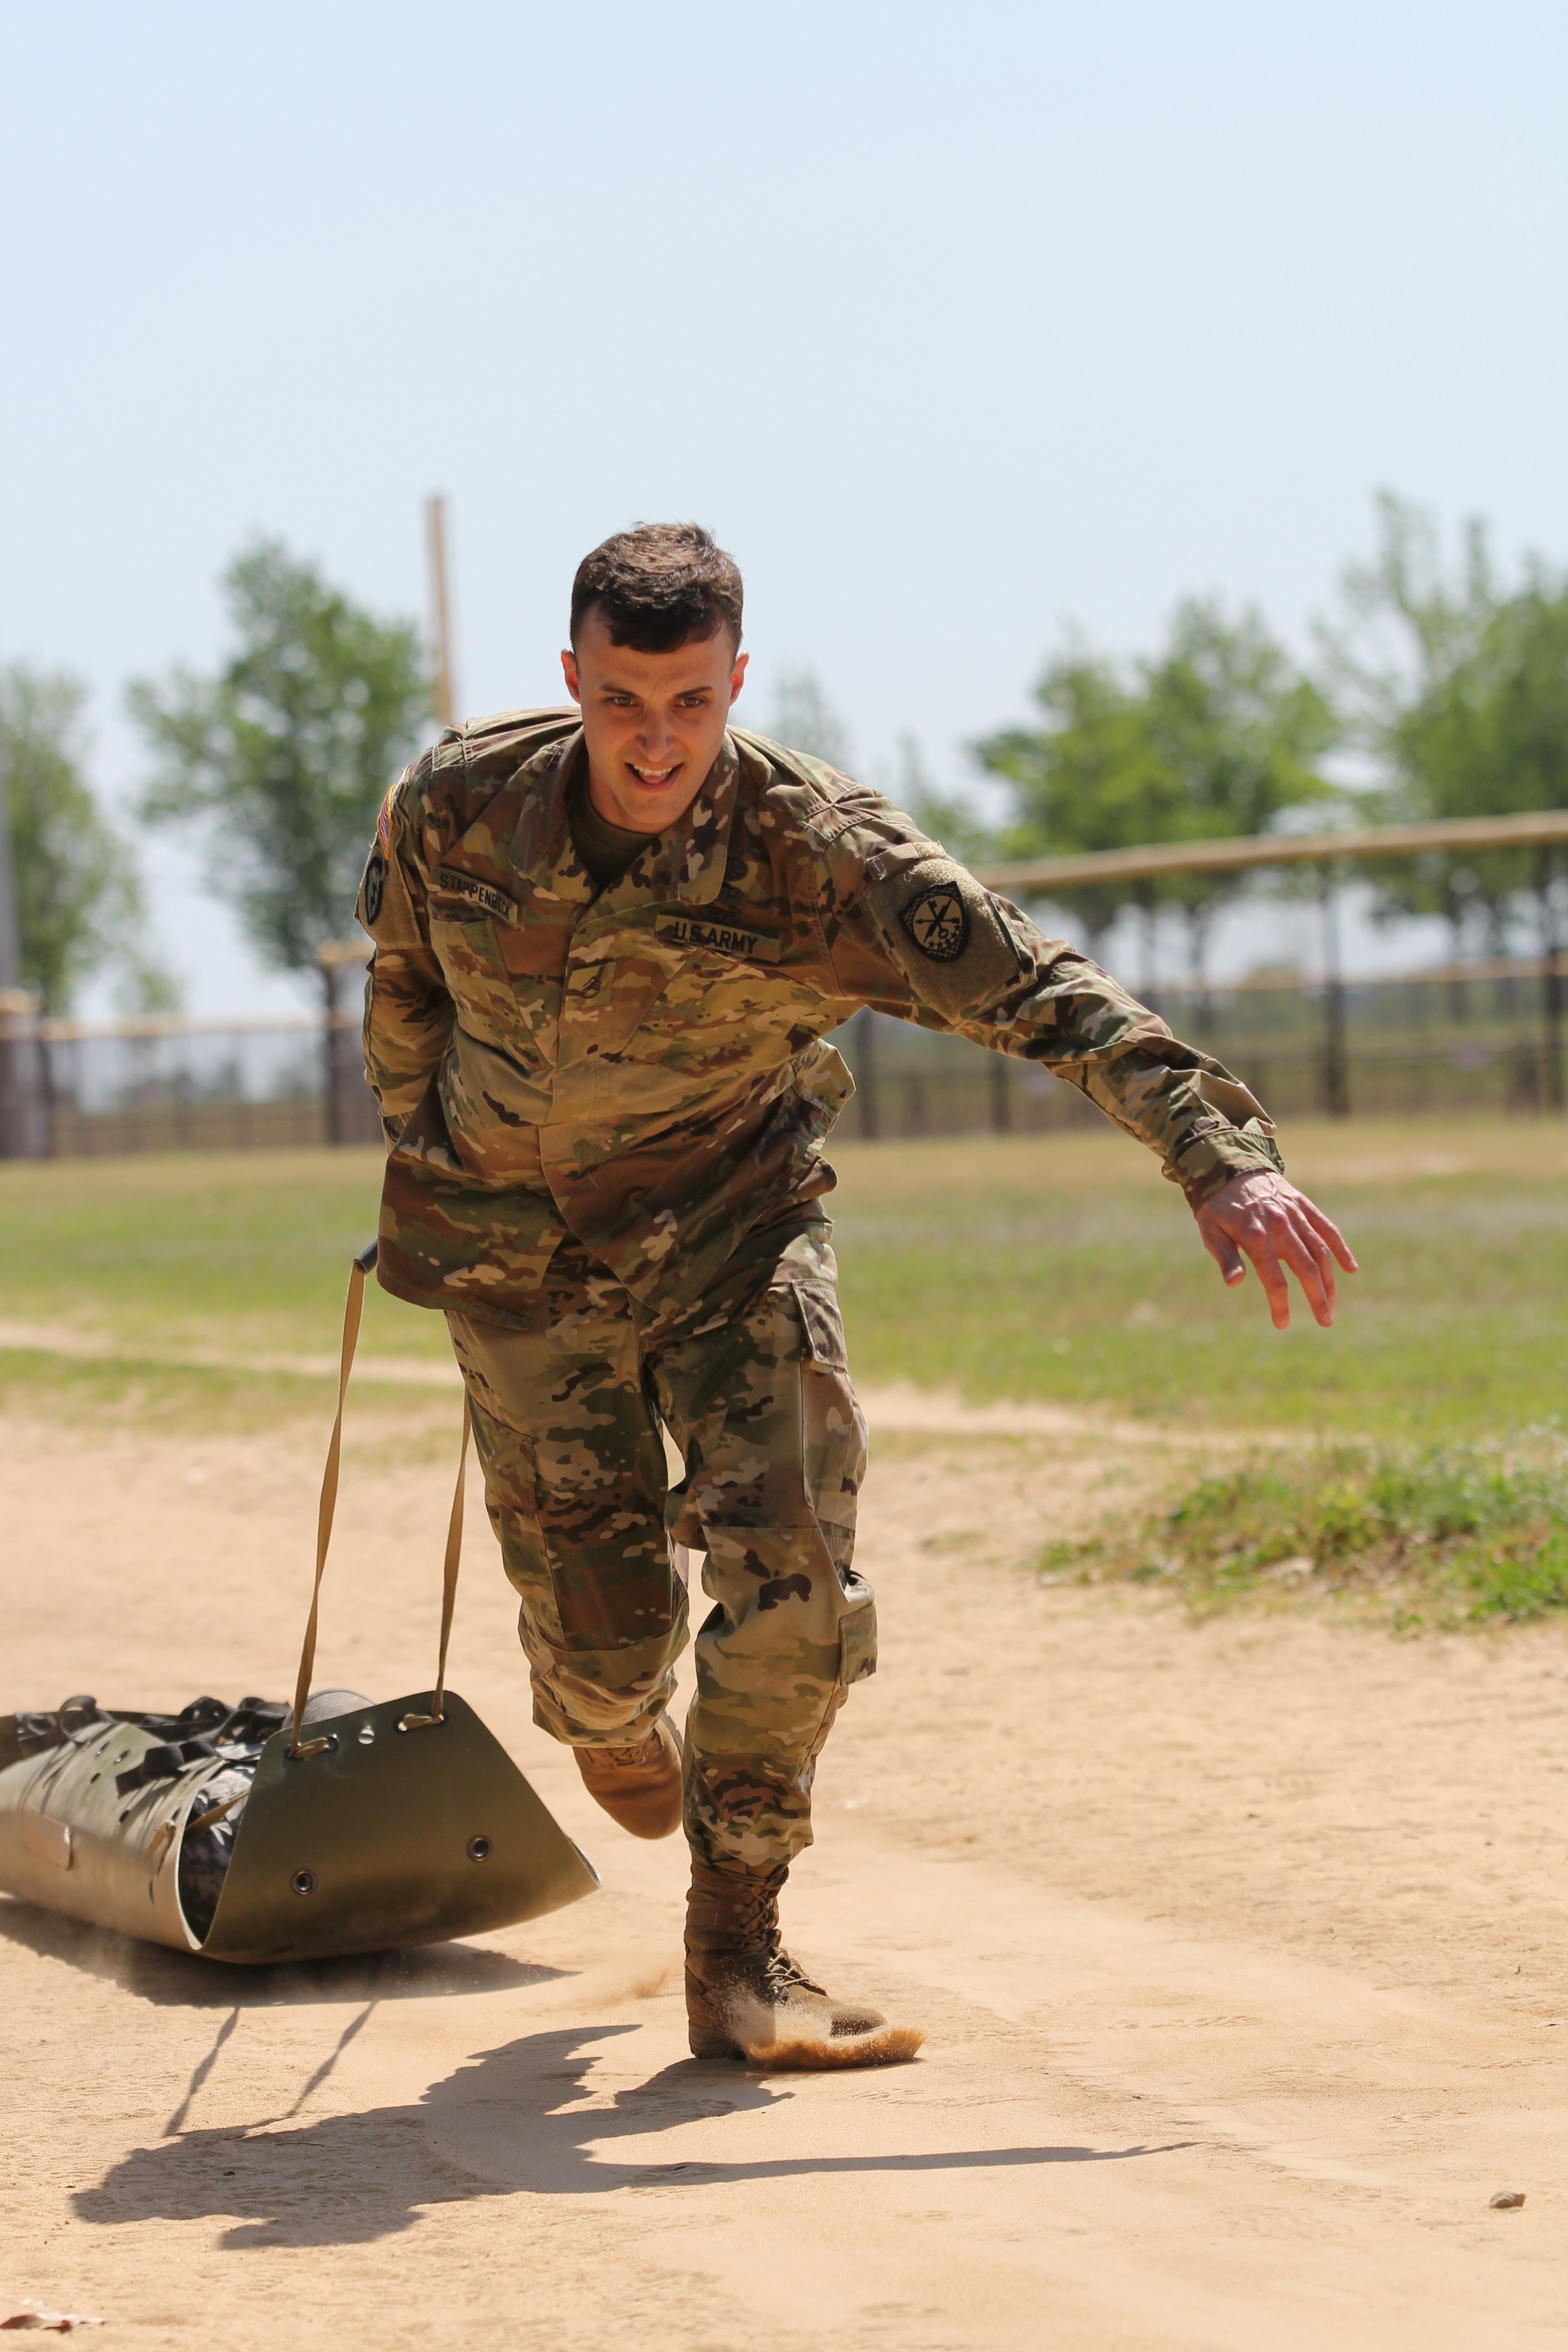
356, 707, 1284, 1328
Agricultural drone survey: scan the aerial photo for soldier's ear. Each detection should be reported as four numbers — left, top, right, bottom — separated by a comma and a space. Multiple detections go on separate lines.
727, 651, 749, 706
561, 649, 582, 703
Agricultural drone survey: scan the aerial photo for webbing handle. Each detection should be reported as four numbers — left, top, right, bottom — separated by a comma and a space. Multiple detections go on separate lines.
397, 1396, 470, 1733
289, 1240, 468, 1758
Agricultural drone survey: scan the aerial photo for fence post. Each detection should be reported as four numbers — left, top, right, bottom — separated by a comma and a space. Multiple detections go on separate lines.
1318, 862, 1350, 1118
318, 941, 371, 1147
853, 1006, 880, 1141
1539, 847, 1564, 1113
0, 989, 49, 1158
989, 1052, 1012, 1133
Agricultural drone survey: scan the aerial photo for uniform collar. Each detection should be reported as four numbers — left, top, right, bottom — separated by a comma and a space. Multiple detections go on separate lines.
513, 728, 741, 910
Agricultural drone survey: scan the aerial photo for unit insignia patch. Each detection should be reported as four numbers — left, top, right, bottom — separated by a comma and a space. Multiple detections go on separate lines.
902, 883, 968, 961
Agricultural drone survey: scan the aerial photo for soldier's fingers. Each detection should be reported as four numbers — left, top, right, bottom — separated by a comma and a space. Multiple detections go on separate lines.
1297, 1195, 1358, 1273
1238, 1220, 1292, 1328
1202, 1224, 1248, 1287
1270, 1211, 1337, 1327
1278, 1205, 1338, 1312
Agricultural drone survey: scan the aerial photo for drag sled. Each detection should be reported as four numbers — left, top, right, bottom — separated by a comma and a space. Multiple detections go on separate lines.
0, 1244, 598, 1963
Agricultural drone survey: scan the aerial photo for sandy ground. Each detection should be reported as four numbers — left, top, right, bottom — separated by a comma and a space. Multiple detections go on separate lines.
3, 1400, 1566, 2351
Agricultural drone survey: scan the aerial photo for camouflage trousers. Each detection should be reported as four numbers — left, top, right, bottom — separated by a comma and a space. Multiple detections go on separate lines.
446, 1220, 876, 1872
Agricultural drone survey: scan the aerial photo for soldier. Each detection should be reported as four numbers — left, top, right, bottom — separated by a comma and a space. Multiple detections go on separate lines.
356, 523, 1355, 2067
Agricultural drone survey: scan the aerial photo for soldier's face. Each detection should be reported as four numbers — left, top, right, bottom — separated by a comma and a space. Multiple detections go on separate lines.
562, 611, 748, 835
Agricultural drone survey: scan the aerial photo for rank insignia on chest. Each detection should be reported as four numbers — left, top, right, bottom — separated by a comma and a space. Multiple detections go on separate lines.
435, 867, 522, 926
902, 883, 968, 961
655, 913, 782, 963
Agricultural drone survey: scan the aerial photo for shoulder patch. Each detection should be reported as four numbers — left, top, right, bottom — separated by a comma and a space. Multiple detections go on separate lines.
376, 778, 403, 855
901, 882, 968, 962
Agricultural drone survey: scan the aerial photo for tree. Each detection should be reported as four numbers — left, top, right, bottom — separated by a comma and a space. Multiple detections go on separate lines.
974, 651, 1181, 964
975, 612, 1337, 990
1141, 600, 1338, 1006
1321, 494, 1539, 961
766, 668, 853, 771
130, 539, 429, 975
0, 663, 171, 1014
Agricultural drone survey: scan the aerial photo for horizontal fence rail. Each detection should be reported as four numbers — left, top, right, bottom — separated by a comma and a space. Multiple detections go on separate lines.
835, 955, 1568, 1141
975, 808, 1568, 893
0, 955, 1563, 1159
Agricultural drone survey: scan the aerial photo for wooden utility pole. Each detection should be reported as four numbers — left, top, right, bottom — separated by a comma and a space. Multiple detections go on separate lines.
425, 495, 456, 730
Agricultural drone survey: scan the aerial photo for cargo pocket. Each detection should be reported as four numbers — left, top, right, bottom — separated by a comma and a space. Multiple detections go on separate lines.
787, 1279, 867, 1536
837, 1573, 878, 1687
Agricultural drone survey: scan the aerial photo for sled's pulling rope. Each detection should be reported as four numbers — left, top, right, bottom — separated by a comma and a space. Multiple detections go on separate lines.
289, 1242, 470, 1759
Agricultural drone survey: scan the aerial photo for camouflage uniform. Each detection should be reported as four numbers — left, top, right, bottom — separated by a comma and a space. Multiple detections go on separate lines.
357, 709, 1283, 1870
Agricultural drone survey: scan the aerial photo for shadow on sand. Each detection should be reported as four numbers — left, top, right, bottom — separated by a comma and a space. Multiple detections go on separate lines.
76, 2023, 1195, 2247
0, 1892, 566, 2008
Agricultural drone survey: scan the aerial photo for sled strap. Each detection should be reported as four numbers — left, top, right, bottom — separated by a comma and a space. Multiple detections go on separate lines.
397, 1397, 470, 1734
289, 1245, 372, 1759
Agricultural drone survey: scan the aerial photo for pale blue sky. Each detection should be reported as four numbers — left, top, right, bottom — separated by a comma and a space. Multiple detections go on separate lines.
3, 1, 1565, 1009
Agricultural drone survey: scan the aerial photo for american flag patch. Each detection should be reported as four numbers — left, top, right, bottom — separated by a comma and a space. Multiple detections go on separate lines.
376, 779, 402, 855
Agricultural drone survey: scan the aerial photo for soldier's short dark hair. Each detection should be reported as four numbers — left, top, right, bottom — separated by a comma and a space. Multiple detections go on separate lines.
570, 523, 744, 655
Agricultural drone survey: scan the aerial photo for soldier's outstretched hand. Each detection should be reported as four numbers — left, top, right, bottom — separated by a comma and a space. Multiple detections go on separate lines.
1194, 1171, 1357, 1330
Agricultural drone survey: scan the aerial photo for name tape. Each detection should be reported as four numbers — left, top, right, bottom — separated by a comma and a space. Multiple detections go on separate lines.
433, 867, 521, 926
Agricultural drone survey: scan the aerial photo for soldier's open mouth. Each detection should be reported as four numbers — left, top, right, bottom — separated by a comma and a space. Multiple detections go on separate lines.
627, 763, 680, 786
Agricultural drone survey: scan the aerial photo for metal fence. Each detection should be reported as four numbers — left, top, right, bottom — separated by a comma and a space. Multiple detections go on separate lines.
11, 1011, 382, 1157
1, 955, 1563, 1159
838, 956, 1568, 1139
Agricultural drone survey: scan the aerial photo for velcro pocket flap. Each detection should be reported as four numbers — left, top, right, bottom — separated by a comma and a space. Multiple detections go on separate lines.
790, 1279, 849, 1372
838, 1581, 877, 1686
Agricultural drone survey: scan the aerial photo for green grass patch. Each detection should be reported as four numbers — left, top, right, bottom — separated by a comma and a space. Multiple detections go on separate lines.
1, 1117, 1564, 1439
1046, 1430, 1568, 1628
829, 1121, 1568, 1437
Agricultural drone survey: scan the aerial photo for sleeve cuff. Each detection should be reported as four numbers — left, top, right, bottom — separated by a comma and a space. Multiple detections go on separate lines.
1166, 1118, 1286, 1211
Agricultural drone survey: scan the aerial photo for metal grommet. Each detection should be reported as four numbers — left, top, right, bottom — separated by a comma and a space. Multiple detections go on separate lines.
466, 1836, 492, 1863
291, 1868, 317, 1896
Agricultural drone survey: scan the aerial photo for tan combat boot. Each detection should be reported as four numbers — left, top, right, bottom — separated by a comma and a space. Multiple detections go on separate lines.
685, 1858, 925, 2068
573, 1716, 683, 1839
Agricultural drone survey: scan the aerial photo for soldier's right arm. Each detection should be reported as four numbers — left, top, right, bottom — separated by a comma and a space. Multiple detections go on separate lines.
355, 755, 454, 1145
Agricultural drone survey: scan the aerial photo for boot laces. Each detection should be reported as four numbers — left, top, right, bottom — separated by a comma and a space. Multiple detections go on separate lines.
730, 1877, 823, 1997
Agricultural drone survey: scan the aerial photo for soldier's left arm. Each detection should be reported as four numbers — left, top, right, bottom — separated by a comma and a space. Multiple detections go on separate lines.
814, 820, 1356, 1329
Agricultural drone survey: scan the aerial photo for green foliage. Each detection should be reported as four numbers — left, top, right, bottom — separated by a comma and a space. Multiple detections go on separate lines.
1325, 494, 1568, 953
0, 663, 171, 1014
1046, 1434, 1568, 1628
1141, 601, 1339, 980
973, 604, 1336, 963
129, 539, 429, 973
973, 649, 1174, 952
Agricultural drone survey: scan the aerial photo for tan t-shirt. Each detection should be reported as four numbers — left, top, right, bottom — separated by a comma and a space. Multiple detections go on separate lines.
567, 772, 650, 891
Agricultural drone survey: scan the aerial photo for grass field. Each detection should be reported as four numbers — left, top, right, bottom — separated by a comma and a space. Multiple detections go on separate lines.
0, 1116, 1563, 1439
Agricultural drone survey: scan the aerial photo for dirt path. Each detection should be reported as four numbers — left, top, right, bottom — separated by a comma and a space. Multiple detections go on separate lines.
2, 1407, 1565, 2349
